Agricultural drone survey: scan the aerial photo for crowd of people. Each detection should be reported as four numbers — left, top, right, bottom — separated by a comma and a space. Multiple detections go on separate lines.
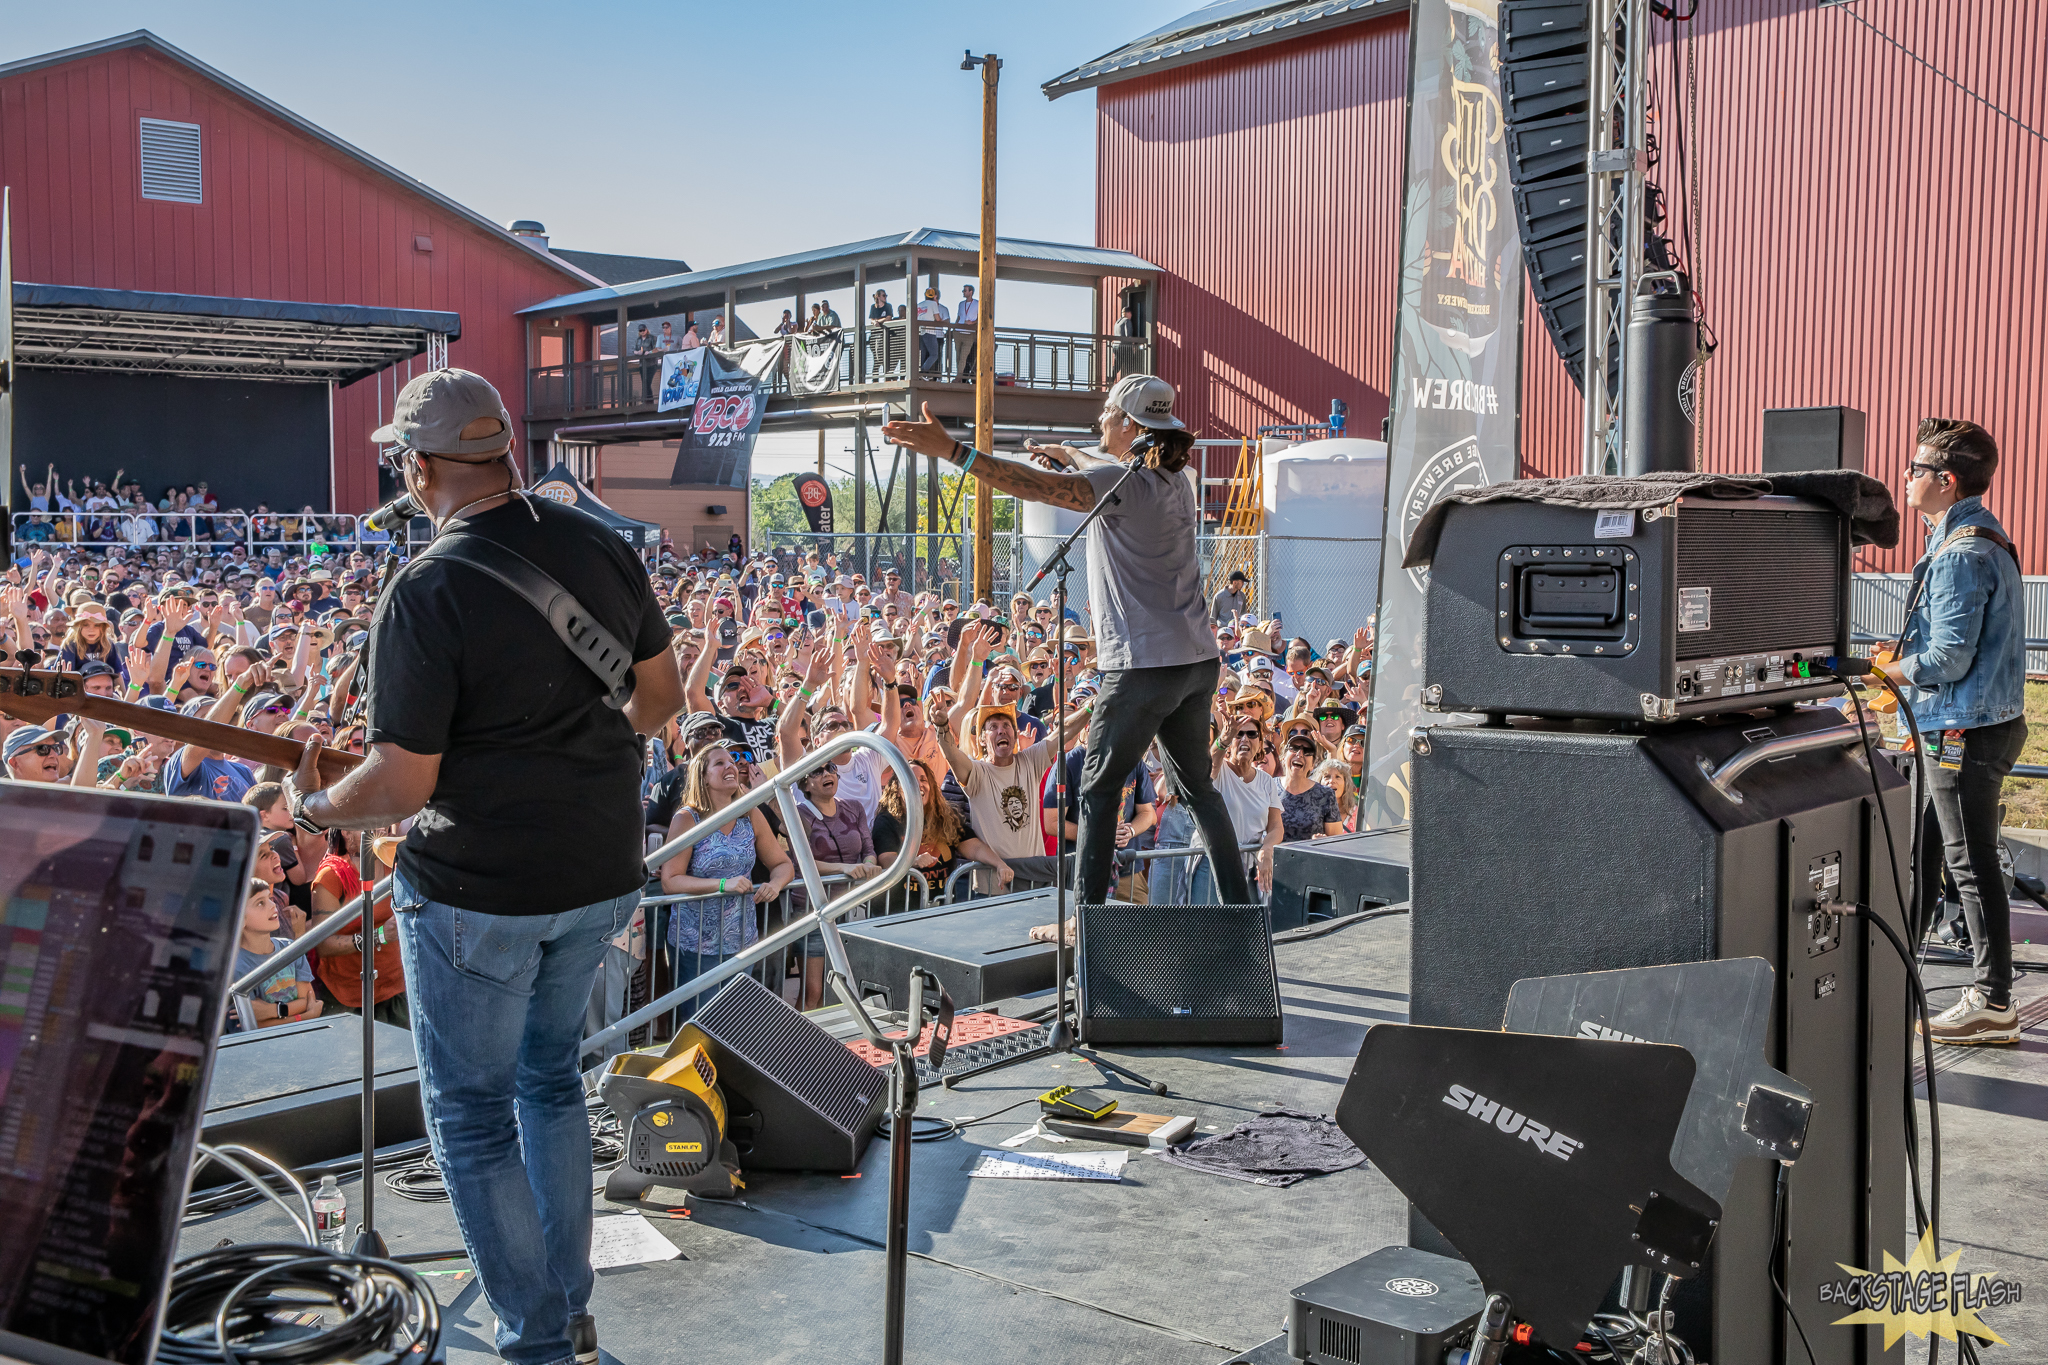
15, 462, 386, 551
0, 516, 1375, 1043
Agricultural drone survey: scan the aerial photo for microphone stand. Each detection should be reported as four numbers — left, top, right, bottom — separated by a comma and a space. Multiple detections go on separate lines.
352, 826, 387, 1258
944, 454, 1165, 1096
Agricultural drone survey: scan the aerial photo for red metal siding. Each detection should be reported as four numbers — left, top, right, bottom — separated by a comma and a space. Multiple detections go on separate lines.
1100, 1, 2048, 572
1095, 14, 1410, 448
1521, 0, 2048, 571
0, 43, 583, 511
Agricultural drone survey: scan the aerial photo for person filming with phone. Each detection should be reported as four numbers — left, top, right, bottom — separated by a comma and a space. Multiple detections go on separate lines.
881, 374, 1254, 906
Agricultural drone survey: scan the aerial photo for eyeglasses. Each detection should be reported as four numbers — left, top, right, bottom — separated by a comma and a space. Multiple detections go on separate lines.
191, 663, 217, 673
259, 704, 291, 716
1235, 730, 1262, 741
25, 743, 62, 758
1907, 462, 1945, 481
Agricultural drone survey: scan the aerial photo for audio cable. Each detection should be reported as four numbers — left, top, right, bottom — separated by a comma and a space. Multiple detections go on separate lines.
157, 1243, 439, 1365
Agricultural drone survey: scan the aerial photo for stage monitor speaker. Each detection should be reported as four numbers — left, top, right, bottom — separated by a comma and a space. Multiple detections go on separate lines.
1421, 492, 1850, 722
1501, 0, 1589, 59
1077, 903, 1282, 1045
1407, 711, 1908, 1365
1762, 406, 1867, 474
199, 1015, 425, 1187
1268, 827, 1409, 933
837, 886, 1060, 1008
676, 974, 886, 1171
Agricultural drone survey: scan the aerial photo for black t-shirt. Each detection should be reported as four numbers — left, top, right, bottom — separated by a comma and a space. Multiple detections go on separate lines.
715, 710, 778, 757
365, 498, 670, 914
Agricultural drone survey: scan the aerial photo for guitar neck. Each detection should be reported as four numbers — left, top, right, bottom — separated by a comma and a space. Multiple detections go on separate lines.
0, 670, 363, 784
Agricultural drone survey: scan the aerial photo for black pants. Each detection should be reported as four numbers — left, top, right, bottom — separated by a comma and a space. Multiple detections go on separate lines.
1076, 658, 1253, 906
1917, 715, 2026, 1005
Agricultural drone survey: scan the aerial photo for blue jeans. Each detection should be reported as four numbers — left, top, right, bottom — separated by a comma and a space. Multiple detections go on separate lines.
392, 874, 639, 1365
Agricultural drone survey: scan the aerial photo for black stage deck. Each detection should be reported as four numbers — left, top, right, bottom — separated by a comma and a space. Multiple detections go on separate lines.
180, 908, 2048, 1362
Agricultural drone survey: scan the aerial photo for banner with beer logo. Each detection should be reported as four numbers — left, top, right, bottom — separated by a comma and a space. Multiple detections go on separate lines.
1361, 0, 1523, 827
792, 472, 833, 535
669, 350, 763, 490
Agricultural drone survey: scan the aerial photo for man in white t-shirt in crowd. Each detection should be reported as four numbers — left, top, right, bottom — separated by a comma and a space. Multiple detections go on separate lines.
933, 697, 1088, 892
1202, 713, 1283, 903
915, 287, 950, 375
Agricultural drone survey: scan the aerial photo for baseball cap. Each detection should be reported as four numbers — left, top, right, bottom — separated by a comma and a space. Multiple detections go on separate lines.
1342, 724, 1369, 740
1105, 373, 1186, 430
3, 726, 55, 763
370, 368, 514, 456
240, 691, 289, 724
682, 711, 726, 740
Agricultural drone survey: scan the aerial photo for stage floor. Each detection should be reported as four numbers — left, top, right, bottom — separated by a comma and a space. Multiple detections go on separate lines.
181, 907, 2048, 1363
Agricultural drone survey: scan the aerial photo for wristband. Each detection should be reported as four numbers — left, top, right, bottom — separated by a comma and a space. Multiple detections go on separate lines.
718, 878, 727, 894
231, 679, 250, 694
959, 445, 978, 474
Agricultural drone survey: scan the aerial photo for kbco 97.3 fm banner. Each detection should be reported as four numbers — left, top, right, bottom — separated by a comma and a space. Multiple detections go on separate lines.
669, 350, 765, 491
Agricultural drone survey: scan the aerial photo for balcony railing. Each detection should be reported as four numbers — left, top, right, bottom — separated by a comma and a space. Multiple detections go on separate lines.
528, 322, 1152, 420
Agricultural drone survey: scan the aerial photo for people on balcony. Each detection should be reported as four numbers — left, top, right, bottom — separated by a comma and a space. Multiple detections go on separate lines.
954, 284, 980, 380
915, 287, 950, 375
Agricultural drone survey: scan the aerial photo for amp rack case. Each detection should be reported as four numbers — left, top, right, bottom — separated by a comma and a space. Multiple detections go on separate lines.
1421, 493, 1850, 723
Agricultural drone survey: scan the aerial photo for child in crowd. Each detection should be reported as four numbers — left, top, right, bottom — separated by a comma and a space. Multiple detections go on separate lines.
229, 875, 319, 1032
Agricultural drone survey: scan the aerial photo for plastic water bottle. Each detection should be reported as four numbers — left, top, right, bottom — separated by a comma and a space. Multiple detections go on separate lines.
312, 1175, 348, 1252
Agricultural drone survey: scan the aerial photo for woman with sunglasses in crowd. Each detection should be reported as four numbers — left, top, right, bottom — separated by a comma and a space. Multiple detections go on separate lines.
871, 757, 1013, 913
1278, 729, 1343, 842
658, 745, 794, 1021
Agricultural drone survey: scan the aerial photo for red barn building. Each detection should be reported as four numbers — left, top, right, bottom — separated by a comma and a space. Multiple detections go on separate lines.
0, 30, 597, 514
1050, 0, 2048, 573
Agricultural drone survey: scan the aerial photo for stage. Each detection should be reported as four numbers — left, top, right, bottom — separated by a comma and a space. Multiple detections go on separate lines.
179, 908, 2048, 1363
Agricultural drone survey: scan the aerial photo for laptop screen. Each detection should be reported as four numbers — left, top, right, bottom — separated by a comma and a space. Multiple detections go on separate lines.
0, 785, 255, 1365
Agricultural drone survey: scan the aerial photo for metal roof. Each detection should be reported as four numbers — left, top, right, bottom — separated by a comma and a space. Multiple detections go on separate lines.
11, 282, 461, 385
518, 228, 1160, 317
1042, 0, 1407, 99
551, 249, 692, 286
0, 31, 600, 288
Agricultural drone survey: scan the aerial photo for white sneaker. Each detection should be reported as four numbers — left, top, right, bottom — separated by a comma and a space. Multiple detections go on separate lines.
1920, 986, 2019, 1045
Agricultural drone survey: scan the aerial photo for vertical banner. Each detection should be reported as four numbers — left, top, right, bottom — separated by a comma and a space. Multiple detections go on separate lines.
669, 351, 764, 490
793, 472, 834, 535
1362, 0, 1522, 827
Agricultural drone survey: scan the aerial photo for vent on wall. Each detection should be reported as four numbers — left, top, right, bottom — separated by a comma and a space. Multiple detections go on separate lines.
139, 118, 203, 204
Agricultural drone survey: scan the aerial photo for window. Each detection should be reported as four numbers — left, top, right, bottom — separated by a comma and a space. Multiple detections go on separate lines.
139, 117, 203, 204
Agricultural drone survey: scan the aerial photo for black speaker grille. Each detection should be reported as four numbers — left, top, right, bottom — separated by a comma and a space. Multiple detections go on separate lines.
695, 975, 879, 1137
1316, 1314, 1362, 1364
1078, 904, 1281, 1021
1674, 504, 1844, 661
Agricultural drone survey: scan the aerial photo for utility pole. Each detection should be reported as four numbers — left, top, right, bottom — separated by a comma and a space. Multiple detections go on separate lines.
963, 50, 1000, 604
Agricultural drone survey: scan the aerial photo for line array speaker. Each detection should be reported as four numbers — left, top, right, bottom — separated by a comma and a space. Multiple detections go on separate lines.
1500, 1, 1594, 386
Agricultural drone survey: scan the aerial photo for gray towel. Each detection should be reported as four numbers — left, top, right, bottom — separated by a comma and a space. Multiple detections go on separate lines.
1154, 1109, 1365, 1188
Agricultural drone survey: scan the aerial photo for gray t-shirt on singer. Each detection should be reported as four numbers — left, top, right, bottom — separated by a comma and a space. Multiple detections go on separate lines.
1082, 460, 1218, 672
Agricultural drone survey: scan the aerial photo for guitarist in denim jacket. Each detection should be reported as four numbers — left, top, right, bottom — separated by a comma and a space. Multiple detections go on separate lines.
1880, 418, 2027, 1044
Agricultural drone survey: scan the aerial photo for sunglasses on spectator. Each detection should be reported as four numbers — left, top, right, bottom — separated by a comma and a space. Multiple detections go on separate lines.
724, 746, 757, 764
259, 703, 291, 716
1235, 729, 1261, 741
24, 743, 62, 758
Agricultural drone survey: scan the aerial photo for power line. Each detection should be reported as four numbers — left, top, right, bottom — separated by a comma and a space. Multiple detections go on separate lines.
1828, 2, 2048, 146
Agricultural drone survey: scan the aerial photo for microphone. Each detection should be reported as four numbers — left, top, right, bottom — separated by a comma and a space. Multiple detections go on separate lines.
363, 493, 421, 533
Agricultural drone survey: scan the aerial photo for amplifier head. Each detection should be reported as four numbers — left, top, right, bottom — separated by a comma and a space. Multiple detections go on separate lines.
1422, 494, 1848, 722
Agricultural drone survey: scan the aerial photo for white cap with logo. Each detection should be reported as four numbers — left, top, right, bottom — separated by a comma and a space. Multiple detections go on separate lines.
1105, 373, 1185, 430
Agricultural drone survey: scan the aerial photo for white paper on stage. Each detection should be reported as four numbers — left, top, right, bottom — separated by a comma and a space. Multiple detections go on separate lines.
967, 1150, 1127, 1182
589, 1213, 683, 1268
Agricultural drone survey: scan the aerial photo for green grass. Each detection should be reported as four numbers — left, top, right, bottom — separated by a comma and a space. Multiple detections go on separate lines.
2001, 680, 2048, 828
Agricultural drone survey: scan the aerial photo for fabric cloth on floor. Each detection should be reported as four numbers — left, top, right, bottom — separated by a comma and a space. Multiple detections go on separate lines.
1153, 1109, 1364, 1188
1402, 469, 1899, 567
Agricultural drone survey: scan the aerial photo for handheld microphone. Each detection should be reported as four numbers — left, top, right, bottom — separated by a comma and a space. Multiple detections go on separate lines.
363, 493, 421, 533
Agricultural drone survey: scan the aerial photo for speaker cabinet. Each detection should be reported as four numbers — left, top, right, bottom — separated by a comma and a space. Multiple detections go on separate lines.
677, 974, 886, 1171
1408, 710, 1907, 1365
1762, 406, 1867, 474
1269, 827, 1410, 932
838, 886, 1061, 1008
1077, 903, 1282, 1045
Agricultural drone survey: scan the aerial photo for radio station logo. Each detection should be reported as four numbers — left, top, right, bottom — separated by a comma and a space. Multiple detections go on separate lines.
1822, 1230, 2015, 1349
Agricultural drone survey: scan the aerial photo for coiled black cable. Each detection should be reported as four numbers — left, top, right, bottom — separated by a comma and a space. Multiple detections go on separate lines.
158, 1243, 438, 1365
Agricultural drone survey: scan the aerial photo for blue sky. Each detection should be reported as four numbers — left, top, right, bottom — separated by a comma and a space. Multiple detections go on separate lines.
6, 0, 1193, 476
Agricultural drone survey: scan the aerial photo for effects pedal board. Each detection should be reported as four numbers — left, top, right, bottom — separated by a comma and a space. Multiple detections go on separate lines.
838, 1009, 1050, 1087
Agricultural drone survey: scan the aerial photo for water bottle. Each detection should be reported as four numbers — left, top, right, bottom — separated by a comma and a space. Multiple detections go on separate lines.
312, 1175, 348, 1253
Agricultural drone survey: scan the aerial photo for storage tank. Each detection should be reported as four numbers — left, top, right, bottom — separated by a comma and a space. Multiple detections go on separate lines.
1259, 438, 1388, 652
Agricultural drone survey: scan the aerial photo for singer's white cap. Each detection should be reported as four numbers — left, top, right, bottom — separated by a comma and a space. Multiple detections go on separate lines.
372, 368, 514, 457
1105, 373, 1185, 430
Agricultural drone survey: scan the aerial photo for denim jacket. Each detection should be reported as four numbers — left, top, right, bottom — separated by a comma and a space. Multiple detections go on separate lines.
1897, 496, 2026, 732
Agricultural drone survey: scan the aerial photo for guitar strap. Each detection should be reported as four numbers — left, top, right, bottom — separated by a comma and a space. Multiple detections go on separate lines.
404, 534, 638, 709
1891, 523, 2022, 658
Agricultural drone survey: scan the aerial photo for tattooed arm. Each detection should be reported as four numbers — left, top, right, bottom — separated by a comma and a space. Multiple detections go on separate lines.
880, 403, 1097, 513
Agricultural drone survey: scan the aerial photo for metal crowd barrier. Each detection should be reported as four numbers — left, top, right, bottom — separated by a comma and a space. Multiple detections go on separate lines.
10, 510, 398, 556
581, 730, 921, 1056
230, 730, 922, 1017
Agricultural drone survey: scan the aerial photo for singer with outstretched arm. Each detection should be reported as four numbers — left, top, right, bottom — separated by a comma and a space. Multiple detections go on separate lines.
880, 375, 1256, 906
281, 370, 687, 1365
